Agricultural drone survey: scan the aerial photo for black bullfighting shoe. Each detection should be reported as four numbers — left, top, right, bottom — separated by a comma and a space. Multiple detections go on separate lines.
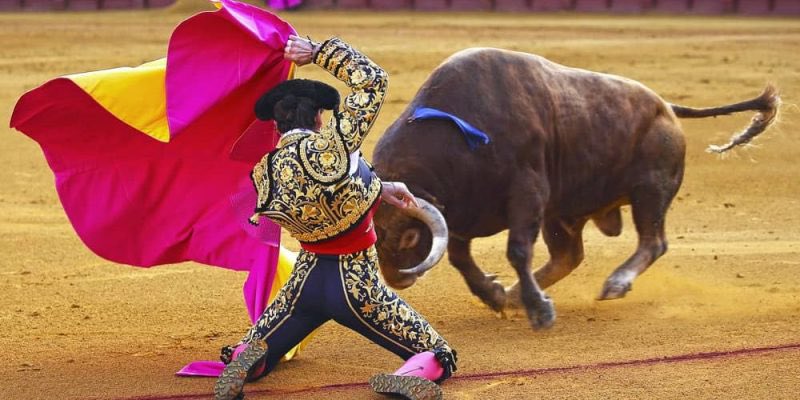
213, 339, 268, 400
369, 373, 443, 400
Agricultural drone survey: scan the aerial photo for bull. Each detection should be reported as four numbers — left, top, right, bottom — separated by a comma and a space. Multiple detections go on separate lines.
371, 48, 779, 329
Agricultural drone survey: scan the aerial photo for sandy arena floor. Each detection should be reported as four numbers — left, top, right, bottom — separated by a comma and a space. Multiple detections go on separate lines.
1, 6, 799, 400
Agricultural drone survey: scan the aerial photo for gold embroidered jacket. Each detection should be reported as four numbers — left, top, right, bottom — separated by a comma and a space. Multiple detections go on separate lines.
249, 38, 388, 244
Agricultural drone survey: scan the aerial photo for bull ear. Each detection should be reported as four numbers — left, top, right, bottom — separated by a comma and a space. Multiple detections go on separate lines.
398, 228, 421, 250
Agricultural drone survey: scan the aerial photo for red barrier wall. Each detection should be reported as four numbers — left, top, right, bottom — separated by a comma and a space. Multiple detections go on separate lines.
413, 0, 449, 10
574, 0, 609, 12
609, 0, 651, 14
494, 0, 529, 12
0, 0, 174, 11
652, 0, 689, 13
774, 0, 800, 14
336, 0, 368, 7
531, 0, 573, 11
450, 0, 493, 10
692, 0, 735, 14
0, 0, 797, 15
738, 0, 771, 14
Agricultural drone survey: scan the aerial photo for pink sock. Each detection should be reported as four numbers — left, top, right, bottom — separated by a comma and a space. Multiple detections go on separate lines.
393, 351, 444, 381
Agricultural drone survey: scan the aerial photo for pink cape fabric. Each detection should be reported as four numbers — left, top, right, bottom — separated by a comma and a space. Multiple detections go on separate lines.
10, 0, 296, 377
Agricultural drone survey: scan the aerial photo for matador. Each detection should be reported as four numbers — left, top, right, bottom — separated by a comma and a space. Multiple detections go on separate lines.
213, 35, 458, 400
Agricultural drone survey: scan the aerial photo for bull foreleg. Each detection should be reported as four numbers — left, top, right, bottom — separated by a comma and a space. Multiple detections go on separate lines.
506, 176, 555, 330
506, 216, 587, 308
448, 236, 506, 312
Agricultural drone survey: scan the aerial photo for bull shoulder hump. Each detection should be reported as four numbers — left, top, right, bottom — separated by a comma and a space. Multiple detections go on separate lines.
446, 47, 533, 62
441, 48, 551, 73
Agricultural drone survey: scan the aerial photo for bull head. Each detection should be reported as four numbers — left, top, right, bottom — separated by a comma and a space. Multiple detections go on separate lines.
374, 197, 448, 289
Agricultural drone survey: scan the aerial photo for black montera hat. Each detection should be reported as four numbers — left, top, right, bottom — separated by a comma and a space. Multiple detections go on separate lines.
254, 79, 340, 121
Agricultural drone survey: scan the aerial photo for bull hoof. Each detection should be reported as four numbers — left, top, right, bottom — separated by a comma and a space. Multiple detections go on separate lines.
477, 280, 507, 312
598, 281, 632, 300
527, 296, 556, 330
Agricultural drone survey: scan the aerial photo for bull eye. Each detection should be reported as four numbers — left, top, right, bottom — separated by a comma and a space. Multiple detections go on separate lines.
398, 228, 421, 250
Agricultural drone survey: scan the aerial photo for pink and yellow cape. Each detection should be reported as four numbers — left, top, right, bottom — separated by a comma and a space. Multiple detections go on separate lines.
10, 0, 308, 377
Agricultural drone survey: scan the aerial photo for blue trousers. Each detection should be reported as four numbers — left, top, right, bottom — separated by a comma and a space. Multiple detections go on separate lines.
223, 246, 457, 380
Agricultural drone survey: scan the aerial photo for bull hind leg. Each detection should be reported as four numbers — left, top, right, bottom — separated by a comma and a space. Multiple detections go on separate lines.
600, 182, 683, 298
600, 119, 684, 300
506, 216, 588, 308
448, 236, 506, 312
599, 189, 670, 299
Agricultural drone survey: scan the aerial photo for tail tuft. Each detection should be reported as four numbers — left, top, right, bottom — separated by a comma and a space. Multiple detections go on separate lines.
705, 85, 780, 153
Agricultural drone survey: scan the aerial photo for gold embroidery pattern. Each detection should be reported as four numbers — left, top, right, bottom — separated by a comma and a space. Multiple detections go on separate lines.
313, 39, 336, 69
250, 38, 387, 238
251, 131, 311, 222
299, 129, 349, 184
242, 251, 317, 344
314, 37, 388, 154
265, 149, 382, 242
250, 152, 271, 223
278, 130, 311, 148
339, 248, 453, 356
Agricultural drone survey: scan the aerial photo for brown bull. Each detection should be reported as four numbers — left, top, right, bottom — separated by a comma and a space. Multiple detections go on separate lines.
371, 48, 779, 329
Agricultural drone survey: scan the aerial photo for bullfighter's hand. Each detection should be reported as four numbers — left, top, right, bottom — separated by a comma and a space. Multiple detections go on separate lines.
381, 181, 419, 209
284, 35, 319, 66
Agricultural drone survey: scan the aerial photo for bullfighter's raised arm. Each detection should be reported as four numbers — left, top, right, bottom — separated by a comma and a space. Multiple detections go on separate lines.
312, 37, 388, 154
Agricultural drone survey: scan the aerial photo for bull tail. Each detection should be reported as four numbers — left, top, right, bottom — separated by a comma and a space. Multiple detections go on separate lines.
669, 84, 780, 153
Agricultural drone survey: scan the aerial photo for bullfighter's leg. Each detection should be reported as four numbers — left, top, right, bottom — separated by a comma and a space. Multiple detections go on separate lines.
506, 216, 587, 308
448, 236, 506, 312
215, 251, 328, 400
506, 173, 555, 329
332, 248, 457, 399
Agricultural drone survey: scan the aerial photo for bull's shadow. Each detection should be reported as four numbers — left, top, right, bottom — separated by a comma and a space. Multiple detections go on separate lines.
370, 47, 779, 330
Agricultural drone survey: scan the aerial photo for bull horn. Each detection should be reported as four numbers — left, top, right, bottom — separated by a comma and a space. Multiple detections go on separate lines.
398, 197, 448, 275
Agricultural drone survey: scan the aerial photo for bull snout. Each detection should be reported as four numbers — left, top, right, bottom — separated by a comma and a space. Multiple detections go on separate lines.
384, 271, 421, 290
376, 257, 425, 289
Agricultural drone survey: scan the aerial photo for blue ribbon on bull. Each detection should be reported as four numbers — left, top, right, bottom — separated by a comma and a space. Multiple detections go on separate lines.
410, 107, 491, 150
